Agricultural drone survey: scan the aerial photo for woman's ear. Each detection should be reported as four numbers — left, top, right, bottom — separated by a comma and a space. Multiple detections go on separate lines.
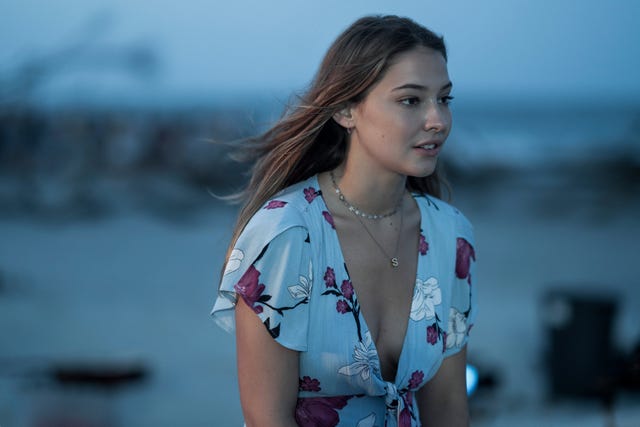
332, 106, 355, 130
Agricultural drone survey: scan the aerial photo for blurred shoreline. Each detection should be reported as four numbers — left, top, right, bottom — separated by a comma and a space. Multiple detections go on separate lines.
1, 102, 639, 222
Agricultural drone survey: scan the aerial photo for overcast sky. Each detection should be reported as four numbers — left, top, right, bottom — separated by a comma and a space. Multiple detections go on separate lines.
2, 0, 639, 106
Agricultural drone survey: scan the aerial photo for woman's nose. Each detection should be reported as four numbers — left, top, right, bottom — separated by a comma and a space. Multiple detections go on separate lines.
423, 102, 449, 133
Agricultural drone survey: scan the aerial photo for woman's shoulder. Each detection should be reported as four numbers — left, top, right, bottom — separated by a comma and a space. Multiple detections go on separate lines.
413, 193, 474, 236
268, 176, 322, 212
244, 176, 322, 233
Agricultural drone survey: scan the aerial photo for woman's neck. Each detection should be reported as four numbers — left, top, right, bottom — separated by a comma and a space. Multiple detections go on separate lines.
330, 162, 407, 216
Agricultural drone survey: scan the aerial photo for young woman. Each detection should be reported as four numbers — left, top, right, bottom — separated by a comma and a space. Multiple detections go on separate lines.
212, 15, 477, 427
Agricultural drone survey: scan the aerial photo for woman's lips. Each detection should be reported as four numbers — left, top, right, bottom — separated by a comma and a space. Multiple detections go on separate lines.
414, 142, 442, 156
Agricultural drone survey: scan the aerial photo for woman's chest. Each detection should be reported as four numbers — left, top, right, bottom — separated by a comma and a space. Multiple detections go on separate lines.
344, 251, 416, 381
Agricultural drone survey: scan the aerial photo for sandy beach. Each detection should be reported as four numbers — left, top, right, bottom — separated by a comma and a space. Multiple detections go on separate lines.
0, 166, 639, 426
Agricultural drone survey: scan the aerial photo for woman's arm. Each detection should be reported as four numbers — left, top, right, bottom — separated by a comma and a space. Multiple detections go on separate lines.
416, 346, 470, 427
235, 297, 300, 427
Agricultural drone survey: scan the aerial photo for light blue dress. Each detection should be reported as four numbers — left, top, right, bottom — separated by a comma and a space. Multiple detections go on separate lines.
211, 175, 477, 427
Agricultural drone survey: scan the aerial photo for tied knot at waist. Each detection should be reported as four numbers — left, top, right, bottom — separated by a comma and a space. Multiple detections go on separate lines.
384, 382, 401, 409
383, 381, 414, 426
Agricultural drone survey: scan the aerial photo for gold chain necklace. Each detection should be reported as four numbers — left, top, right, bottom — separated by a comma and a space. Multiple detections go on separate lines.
354, 202, 404, 268
330, 171, 404, 268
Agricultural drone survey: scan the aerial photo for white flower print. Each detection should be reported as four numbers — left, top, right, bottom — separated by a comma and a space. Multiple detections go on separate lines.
356, 413, 377, 427
288, 259, 313, 299
446, 307, 467, 349
338, 331, 380, 382
410, 277, 442, 321
223, 249, 244, 276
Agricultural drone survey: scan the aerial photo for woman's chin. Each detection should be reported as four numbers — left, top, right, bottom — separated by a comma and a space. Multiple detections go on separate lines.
408, 163, 438, 178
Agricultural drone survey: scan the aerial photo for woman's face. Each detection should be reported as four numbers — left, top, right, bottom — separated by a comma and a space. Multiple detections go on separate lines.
346, 46, 452, 179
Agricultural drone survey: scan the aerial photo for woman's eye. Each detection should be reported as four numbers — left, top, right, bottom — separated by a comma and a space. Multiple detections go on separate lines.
400, 97, 420, 106
439, 95, 455, 105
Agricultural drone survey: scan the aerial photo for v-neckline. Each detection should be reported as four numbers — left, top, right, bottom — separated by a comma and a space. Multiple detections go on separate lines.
313, 174, 426, 384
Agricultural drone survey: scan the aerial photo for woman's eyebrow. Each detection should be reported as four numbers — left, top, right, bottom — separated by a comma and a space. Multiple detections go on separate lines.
391, 81, 453, 92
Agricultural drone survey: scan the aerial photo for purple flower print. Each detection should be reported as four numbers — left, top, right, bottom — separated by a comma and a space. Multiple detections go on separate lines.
322, 272, 363, 340
264, 200, 287, 209
340, 280, 354, 300
455, 238, 476, 284
408, 370, 424, 390
399, 406, 412, 427
299, 376, 322, 392
399, 392, 415, 427
304, 187, 320, 203
426, 323, 439, 345
322, 211, 335, 229
295, 396, 351, 427
233, 265, 265, 314
419, 234, 429, 256
336, 300, 350, 314
324, 267, 336, 288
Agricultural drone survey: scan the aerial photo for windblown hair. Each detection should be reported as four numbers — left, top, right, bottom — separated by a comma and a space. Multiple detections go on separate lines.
223, 15, 449, 268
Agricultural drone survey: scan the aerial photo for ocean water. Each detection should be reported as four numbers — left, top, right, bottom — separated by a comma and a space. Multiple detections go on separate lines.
446, 103, 639, 169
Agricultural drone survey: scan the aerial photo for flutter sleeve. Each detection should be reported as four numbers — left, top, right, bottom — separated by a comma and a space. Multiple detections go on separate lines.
444, 211, 478, 357
212, 222, 312, 352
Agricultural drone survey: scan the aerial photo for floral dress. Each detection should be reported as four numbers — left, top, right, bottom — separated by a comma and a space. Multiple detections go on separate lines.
211, 175, 477, 427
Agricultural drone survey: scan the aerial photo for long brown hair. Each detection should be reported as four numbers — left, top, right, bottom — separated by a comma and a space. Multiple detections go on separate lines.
223, 15, 449, 267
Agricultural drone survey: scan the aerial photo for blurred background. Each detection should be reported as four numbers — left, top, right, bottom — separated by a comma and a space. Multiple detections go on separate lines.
1, 0, 639, 426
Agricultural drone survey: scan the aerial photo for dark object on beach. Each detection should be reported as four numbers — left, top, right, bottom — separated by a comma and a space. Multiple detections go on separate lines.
542, 289, 618, 399
477, 367, 499, 391
49, 361, 149, 389
618, 342, 640, 392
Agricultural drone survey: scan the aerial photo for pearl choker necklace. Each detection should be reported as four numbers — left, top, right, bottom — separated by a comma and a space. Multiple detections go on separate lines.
329, 171, 401, 220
